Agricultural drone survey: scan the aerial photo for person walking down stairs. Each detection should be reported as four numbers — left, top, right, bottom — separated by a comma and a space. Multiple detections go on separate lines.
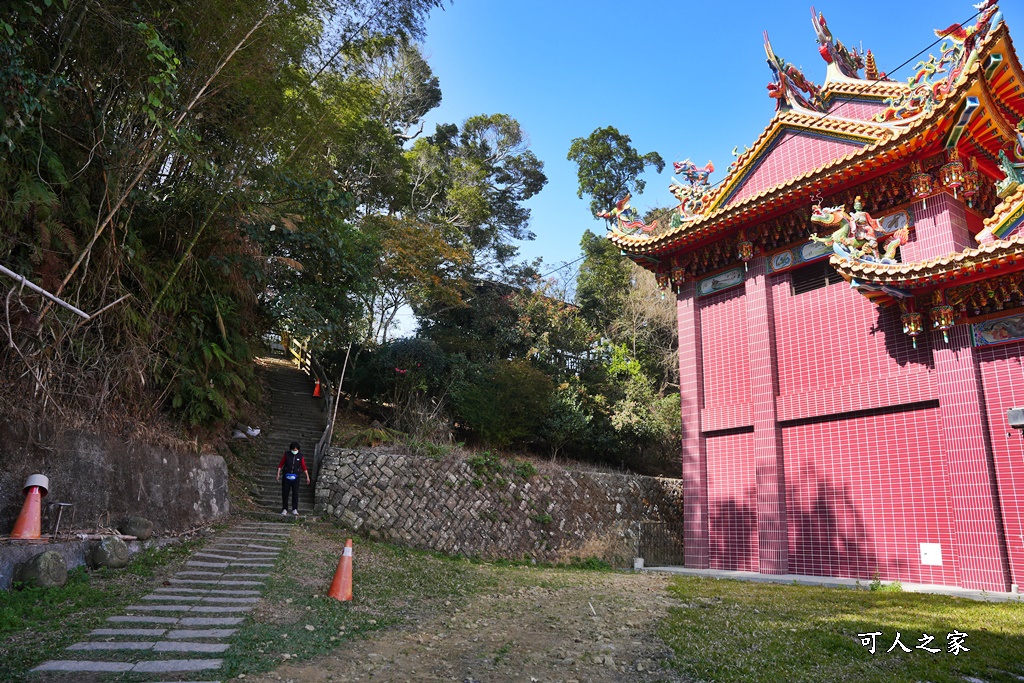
277, 442, 310, 515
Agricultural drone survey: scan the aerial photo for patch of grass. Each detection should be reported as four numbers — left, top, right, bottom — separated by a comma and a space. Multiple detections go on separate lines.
0, 538, 203, 683
405, 438, 461, 460
870, 571, 903, 592
467, 450, 502, 479
560, 557, 613, 572
342, 421, 404, 448
222, 523, 490, 680
530, 512, 553, 525
661, 576, 1024, 683
493, 640, 513, 664
511, 459, 537, 478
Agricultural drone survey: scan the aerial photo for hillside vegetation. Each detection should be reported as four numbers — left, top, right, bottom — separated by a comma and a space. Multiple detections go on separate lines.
1, 0, 680, 474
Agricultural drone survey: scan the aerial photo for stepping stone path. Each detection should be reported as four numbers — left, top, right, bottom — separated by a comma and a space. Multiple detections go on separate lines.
32, 521, 291, 682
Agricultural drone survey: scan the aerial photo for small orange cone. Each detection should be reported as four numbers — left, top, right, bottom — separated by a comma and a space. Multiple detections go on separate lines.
11, 475, 49, 540
313, 378, 322, 398
328, 539, 353, 601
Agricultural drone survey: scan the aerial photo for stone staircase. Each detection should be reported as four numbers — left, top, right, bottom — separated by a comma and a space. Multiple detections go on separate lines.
32, 520, 291, 682
252, 357, 328, 515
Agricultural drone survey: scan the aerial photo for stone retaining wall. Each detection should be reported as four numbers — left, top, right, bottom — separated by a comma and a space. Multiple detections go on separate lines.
0, 418, 229, 536
315, 448, 684, 566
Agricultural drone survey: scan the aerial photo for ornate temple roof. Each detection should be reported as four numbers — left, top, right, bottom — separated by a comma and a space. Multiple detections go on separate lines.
609, 4, 1023, 261
831, 232, 1024, 289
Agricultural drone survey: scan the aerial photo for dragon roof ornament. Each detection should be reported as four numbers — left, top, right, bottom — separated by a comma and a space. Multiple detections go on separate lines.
764, 32, 826, 113
597, 193, 657, 237
668, 159, 716, 227
811, 7, 865, 81
875, 0, 1004, 122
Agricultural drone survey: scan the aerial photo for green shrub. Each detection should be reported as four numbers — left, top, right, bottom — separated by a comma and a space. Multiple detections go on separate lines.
453, 359, 552, 446
511, 459, 537, 478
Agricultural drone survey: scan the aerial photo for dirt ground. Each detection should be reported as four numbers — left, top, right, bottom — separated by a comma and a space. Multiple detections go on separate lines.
241, 565, 691, 683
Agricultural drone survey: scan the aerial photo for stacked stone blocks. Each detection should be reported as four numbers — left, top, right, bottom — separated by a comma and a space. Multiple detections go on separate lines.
316, 449, 684, 565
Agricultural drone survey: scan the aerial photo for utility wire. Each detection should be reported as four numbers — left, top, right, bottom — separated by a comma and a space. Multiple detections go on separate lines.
525, 9, 987, 286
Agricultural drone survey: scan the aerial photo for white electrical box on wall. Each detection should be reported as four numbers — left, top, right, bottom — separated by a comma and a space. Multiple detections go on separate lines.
920, 542, 943, 566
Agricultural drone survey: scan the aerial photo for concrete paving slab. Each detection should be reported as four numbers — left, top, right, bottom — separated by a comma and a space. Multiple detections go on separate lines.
125, 604, 191, 612
193, 553, 241, 561
643, 566, 1024, 602
33, 660, 134, 672
179, 617, 243, 626
169, 579, 222, 585
175, 571, 224, 576
154, 587, 260, 596
165, 629, 237, 639
220, 573, 268, 578
67, 641, 155, 651
108, 616, 180, 624
214, 580, 263, 586
90, 628, 167, 637
132, 658, 223, 672
142, 595, 202, 602
154, 641, 230, 653
190, 605, 255, 613
229, 563, 274, 567
200, 596, 259, 603
187, 561, 230, 568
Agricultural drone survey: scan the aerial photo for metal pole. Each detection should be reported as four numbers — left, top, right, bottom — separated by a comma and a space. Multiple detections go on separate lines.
0, 263, 90, 319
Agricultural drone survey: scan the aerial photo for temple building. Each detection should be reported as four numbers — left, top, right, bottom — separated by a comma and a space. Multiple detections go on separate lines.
609, 1, 1024, 592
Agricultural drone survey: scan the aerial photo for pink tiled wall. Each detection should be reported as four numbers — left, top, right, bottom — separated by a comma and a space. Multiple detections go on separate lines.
901, 194, 975, 263
707, 431, 758, 572
700, 288, 750, 409
677, 283, 709, 569
827, 98, 886, 121
771, 273, 934, 415
746, 259, 789, 574
727, 132, 863, 207
783, 407, 958, 585
977, 341, 1024, 589
932, 325, 1011, 591
675, 201, 1019, 590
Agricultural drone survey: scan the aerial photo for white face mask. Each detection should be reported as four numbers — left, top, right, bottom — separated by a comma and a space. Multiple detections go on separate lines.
291, 450, 298, 454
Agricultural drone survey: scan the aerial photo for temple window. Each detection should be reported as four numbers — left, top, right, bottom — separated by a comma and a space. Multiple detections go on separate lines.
790, 260, 841, 296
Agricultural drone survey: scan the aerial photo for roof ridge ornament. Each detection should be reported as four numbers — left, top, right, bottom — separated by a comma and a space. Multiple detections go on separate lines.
875, 0, 1003, 122
811, 7, 865, 80
668, 159, 716, 228
597, 193, 657, 237
765, 32, 826, 113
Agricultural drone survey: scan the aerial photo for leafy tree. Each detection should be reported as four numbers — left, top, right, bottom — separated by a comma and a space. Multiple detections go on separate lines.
0, 0, 449, 427
453, 358, 553, 447
575, 230, 631, 333
567, 126, 665, 216
405, 114, 548, 269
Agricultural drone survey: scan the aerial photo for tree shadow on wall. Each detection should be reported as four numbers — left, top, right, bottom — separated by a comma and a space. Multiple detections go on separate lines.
789, 466, 879, 580
710, 496, 758, 571
871, 305, 934, 369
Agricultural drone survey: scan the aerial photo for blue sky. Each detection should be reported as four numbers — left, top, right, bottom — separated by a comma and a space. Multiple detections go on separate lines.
417, 0, 1023, 281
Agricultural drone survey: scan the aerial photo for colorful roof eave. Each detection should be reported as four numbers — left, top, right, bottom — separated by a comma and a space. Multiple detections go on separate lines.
610, 23, 1018, 259
830, 232, 1024, 291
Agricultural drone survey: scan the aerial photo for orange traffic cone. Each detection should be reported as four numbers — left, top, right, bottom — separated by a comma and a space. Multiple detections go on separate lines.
328, 539, 353, 601
313, 378, 322, 398
10, 474, 49, 540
